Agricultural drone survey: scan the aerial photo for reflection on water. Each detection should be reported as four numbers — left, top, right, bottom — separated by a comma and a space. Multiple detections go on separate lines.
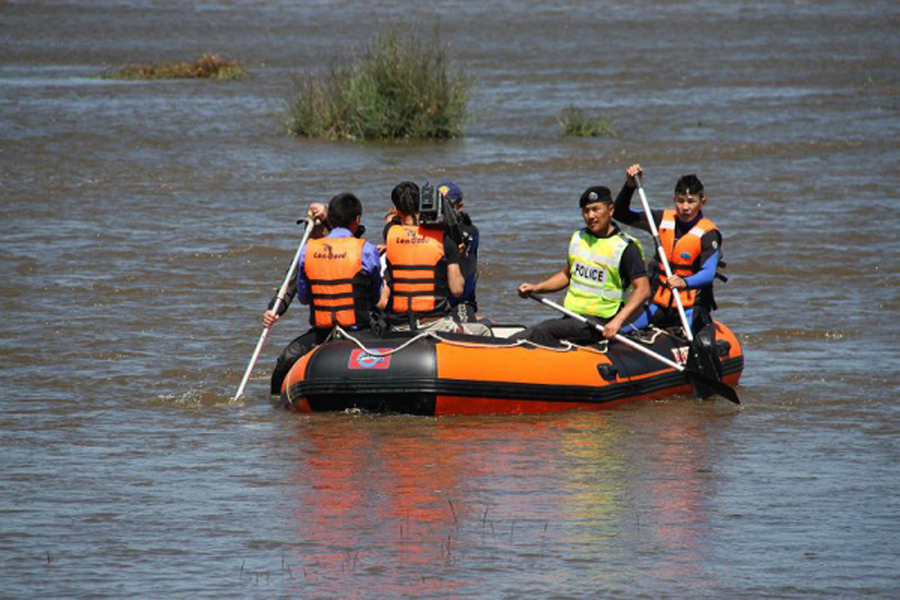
274, 408, 736, 595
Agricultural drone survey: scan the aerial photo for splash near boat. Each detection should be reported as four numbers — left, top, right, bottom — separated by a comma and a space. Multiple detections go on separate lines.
281, 322, 743, 416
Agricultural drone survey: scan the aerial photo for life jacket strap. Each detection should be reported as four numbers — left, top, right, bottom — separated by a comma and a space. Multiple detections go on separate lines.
391, 290, 437, 298
391, 265, 438, 272
311, 291, 355, 301
308, 277, 355, 285
393, 278, 438, 285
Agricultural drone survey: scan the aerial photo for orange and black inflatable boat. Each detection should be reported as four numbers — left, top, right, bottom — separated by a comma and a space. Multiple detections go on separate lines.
281, 321, 743, 416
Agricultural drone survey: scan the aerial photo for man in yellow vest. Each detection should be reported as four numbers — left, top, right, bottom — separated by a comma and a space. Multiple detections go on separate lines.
514, 186, 650, 346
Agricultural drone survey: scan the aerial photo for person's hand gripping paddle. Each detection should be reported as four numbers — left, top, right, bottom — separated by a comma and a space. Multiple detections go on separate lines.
632, 174, 727, 400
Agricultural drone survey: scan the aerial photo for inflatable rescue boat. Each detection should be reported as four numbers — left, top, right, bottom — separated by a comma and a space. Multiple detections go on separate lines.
281, 321, 743, 416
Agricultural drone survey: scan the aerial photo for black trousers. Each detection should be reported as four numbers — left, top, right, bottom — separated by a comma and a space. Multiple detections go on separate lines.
510, 315, 608, 347
270, 328, 333, 395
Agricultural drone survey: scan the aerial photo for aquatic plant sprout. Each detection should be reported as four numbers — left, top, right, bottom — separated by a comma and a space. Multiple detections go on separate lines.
100, 54, 248, 80
286, 25, 473, 141
558, 105, 617, 138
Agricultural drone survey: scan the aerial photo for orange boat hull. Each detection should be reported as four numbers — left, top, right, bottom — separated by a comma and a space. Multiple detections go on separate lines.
283, 322, 743, 416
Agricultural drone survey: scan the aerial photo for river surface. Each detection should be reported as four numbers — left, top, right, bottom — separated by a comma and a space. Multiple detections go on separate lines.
2, 0, 899, 597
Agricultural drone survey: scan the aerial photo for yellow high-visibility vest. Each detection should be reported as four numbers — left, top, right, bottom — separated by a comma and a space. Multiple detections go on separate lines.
563, 229, 642, 318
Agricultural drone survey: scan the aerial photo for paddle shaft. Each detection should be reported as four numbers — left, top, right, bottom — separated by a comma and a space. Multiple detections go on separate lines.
531, 294, 683, 370
633, 175, 694, 342
529, 294, 739, 403
233, 217, 317, 400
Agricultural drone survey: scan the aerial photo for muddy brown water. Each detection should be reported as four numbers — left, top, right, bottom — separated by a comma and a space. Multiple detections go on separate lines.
2, 0, 899, 596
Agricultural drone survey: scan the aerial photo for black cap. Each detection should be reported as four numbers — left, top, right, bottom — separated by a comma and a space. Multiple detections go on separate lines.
579, 186, 613, 208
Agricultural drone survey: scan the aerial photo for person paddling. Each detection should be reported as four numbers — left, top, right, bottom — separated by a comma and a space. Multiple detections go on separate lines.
513, 186, 650, 346
613, 164, 724, 335
267, 193, 383, 394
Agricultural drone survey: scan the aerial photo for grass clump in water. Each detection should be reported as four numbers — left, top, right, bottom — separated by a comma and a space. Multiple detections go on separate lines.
286, 25, 473, 141
558, 105, 617, 138
100, 54, 248, 80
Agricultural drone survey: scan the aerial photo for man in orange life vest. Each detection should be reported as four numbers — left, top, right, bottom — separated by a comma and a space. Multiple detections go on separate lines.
613, 164, 723, 334
513, 186, 650, 346
379, 181, 489, 335
266, 192, 383, 394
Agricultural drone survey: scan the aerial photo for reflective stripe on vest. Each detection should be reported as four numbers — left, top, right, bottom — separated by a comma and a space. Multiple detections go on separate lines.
563, 229, 641, 318
653, 209, 717, 308
304, 236, 371, 328
385, 224, 449, 319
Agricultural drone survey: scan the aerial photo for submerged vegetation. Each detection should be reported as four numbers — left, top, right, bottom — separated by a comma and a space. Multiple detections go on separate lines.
286, 25, 473, 141
558, 105, 617, 138
100, 54, 248, 80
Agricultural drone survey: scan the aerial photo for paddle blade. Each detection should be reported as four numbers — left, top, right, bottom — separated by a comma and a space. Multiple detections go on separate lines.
686, 345, 716, 399
684, 346, 740, 404
685, 326, 719, 393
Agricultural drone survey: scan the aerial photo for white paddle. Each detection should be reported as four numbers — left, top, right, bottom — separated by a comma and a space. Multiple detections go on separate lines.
233, 217, 318, 400
633, 174, 694, 342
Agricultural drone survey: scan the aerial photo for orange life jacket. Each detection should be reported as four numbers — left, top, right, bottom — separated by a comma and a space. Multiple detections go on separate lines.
385, 224, 449, 321
653, 209, 718, 308
303, 236, 372, 328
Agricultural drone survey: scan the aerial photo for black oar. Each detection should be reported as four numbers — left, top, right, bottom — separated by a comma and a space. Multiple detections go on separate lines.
633, 174, 723, 396
528, 294, 740, 404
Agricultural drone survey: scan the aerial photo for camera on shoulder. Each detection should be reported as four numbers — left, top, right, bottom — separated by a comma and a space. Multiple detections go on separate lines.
418, 182, 444, 227
419, 181, 465, 245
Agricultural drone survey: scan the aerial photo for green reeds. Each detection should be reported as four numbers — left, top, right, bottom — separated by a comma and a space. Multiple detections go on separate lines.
100, 54, 248, 80
286, 25, 473, 141
558, 105, 617, 138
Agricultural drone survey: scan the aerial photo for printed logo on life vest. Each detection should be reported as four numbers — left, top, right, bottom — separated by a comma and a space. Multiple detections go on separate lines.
396, 230, 430, 244
680, 252, 691, 260
671, 346, 690, 365
348, 348, 392, 370
573, 262, 606, 283
313, 243, 348, 260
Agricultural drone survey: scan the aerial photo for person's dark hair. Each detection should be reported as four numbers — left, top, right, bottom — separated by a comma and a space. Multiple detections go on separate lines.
391, 181, 420, 216
327, 192, 363, 229
674, 174, 704, 197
